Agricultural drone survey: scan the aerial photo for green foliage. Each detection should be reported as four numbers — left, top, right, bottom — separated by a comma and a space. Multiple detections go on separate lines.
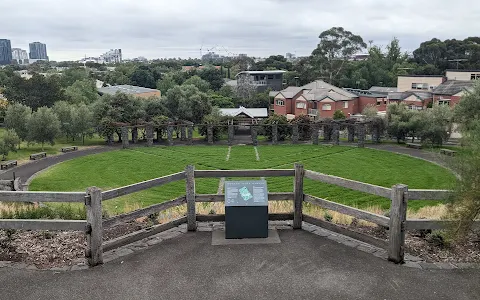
27, 106, 61, 150
183, 75, 211, 92
198, 107, 226, 141
418, 105, 453, 146
143, 97, 169, 122
4, 103, 31, 144
386, 103, 415, 143
64, 79, 99, 104
0, 130, 20, 159
210, 94, 235, 108
156, 75, 176, 95
164, 85, 212, 123
131, 67, 156, 88
263, 114, 291, 141
253, 55, 293, 71
362, 104, 378, 118
333, 110, 346, 120
53, 101, 74, 138
71, 103, 94, 144
290, 115, 313, 140
323, 211, 333, 222
3, 74, 65, 110
454, 81, 480, 132
198, 68, 224, 91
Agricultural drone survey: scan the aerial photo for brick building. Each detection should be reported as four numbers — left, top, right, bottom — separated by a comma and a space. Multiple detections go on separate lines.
432, 80, 474, 108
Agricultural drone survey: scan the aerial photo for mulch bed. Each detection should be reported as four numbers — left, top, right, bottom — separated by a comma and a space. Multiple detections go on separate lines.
0, 220, 151, 269
351, 224, 480, 263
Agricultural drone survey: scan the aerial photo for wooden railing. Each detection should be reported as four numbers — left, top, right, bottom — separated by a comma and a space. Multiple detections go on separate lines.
0, 164, 472, 266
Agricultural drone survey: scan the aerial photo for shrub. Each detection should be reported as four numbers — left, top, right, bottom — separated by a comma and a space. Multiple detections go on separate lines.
324, 211, 333, 222
333, 110, 346, 120
290, 115, 313, 140
263, 114, 291, 141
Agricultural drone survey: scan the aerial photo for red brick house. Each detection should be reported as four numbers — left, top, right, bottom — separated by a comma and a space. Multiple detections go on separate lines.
387, 91, 433, 110
432, 80, 474, 108
272, 80, 360, 119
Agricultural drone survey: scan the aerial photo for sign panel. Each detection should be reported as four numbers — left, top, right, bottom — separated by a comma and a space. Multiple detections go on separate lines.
225, 180, 268, 207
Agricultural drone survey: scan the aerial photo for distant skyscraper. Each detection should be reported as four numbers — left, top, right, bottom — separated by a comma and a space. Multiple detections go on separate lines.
29, 42, 48, 60
12, 48, 29, 65
0, 39, 12, 65
99, 49, 122, 63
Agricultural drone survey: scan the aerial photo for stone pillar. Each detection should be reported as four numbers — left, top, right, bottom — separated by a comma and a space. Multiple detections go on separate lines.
251, 125, 258, 146
272, 124, 278, 145
131, 127, 138, 144
121, 127, 129, 149
167, 125, 174, 146
372, 125, 381, 144
207, 125, 213, 145
187, 125, 194, 145
228, 124, 234, 146
312, 123, 319, 145
146, 125, 154, 147
292, 124, 299, 144
323, 124, 332, 141
180, 125, 187, 141
332, 123, 340, 145
347, 125, 355, 143
357, 123, 365, 148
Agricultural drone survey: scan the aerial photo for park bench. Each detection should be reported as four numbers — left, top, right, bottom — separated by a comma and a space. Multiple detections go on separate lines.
1, 160, 17, 170
440, 148, 457, 156
406, 142, 422, 149
30, 152, 47, 160
61, 146, 78, 153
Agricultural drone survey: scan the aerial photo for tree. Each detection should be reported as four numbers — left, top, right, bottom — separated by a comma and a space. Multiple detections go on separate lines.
198, 68, 224, 91
333, 110, 346, 120
386, 103, 414, 143
418, 104, 453, 146
71, 103, 94, 144
143, 97, 169, 122
362, 104, 378, 118
0, 130, 20, 160
263, 114, 291, 141
236, 74, 257, 101
3, 74, 65, 110
198, 107, 226, 141
164, 85, 212, 123
183, 75, 211, 92
210, 94, 235, 108
156, 76, 176, 95
65, 79, 99, 104
4, 103, 32, 148
53, 101, 74, 139
311, 27, 367, 85
130, 67, 156, 88
27, 107, 61, 150
290, 115, 313, 140
454, 81, 480, 132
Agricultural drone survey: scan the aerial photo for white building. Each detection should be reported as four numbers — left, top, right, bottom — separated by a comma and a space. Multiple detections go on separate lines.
100, 49, 122, 63
12, 48, 29, 65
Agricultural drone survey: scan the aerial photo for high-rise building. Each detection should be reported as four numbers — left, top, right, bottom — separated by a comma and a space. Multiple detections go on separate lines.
29, 42, 48, 60
0, 39, 12, 65
12, 48, 29, 65
99, 49, 122, 63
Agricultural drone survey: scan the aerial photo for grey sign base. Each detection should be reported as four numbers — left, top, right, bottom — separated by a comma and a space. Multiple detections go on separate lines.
212, 229, 281, 246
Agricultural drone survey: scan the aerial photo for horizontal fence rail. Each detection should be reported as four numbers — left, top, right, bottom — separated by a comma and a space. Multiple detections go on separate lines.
304, 195, 390, 227
304, 170, 392, 199
0, 191, 86, 203
102, 172, 185, 201
406, 219, 480, 230
195, 192, 294, 203
103, 196, 186, 228
196, 213, 294, 222
408, 189, 452, 201
195, 169, 295, 178
0, 219, 87, 231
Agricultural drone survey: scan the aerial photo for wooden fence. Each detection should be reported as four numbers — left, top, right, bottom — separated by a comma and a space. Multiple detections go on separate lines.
0, 164, 471, 266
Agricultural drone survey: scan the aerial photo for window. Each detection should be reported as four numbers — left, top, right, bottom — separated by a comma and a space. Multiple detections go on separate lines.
377, 99, 382, 106
275, 99, 285, 106
267, 75, 274, 80
343, 101, 349, 108
471, 74, 480, 80
322, 104, 332, 111
296, 102, 306, 109
438, 99, 450, 106
411, 83, 428, 90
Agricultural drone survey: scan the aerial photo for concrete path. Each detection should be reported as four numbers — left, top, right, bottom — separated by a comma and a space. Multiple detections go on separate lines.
0, 145, 120, 182
1, 230, 478, 300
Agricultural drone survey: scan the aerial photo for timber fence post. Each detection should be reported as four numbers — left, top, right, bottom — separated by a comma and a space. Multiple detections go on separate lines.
187, 124, 194, 145
388, 184, 408, 263
85, 187, 103, 266
186, 165, 197, 231
293, 163, 304, 229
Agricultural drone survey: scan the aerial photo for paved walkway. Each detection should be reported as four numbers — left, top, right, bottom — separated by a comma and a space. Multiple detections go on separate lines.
1, 230, 478, 300
0, 145, 120, 182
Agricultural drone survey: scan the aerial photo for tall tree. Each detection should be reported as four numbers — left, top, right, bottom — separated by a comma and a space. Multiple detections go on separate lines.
183, 75, 211, 92
27, 107, 61, 150
53, 101, 74, 139
4, 103, 32, 148
311, 27, 367, 85
0, 130, 20, 160
65, 79, 99, 104
71, 103, 94, 144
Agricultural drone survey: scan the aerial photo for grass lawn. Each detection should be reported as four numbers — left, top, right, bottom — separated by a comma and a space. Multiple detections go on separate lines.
28, 145, 456, 216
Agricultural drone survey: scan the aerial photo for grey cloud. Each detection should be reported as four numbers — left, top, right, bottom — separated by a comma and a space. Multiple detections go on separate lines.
1, 0, 479, 60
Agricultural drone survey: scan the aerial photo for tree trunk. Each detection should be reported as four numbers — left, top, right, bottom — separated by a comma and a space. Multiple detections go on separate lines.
83, 134, 85, 145
41, 142, 44, 151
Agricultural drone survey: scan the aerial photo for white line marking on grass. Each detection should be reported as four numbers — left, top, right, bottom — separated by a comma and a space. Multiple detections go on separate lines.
254, 146, 260, 161
226, 146, 232, 161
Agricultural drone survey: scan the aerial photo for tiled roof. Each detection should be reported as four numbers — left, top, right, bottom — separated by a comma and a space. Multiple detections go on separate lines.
433, 80, 474, 96
387, 91, 433, 101
368, 86, 397, 93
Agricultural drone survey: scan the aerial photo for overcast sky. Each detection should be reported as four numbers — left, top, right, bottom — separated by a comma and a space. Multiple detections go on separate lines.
2, 0, 480, 61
